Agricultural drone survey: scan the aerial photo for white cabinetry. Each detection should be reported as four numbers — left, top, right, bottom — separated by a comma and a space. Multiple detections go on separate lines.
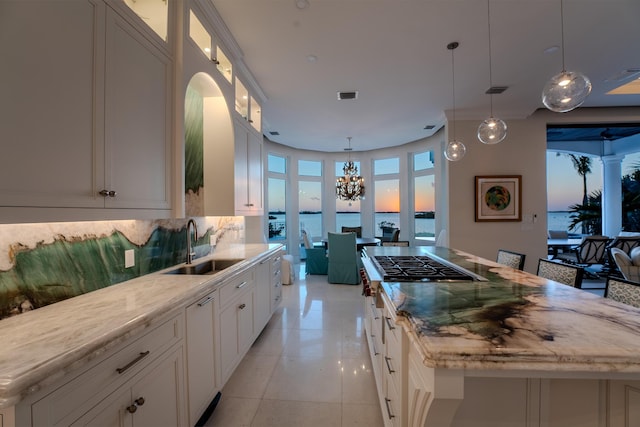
219, 270, 255, 383
185, 291, 218, 426
365, 290, 406, 427
254, 257, 272, 335
0, 0, 171, 222
30, 314, 185, 427
270, 252, 283, 312
234, 118, 263, 216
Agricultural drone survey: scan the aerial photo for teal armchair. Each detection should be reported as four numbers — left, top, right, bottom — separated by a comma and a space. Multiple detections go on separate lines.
327, 232, 361, 285
302, 229, 328, 275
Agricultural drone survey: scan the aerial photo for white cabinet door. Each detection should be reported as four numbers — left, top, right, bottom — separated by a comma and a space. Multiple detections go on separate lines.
219, 288, 254, 384
0, 0, 105, 209
185, 292, 218, 425
234, 119, 263, 215
104, 7, 171, 210
70, 346, 185, 427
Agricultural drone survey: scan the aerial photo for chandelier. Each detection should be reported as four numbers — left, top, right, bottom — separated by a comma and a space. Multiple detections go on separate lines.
336, 137, 365, 202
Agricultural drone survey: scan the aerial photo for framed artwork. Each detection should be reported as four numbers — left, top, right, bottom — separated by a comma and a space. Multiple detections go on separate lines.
475, 175, 522, 222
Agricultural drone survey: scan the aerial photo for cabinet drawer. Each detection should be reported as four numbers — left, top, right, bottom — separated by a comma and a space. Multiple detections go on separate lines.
32, 313, 183, 426
219, 270, 254, 307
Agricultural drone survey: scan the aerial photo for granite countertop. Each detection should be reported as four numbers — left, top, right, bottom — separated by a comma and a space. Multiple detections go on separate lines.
0, 243, 282, 409
364, 246, 640, 375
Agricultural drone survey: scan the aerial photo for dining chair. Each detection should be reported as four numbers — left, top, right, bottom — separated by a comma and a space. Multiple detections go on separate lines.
496, 249, 526, 270
327, 232, 360, 285
381, 241, 410, 247
605, 276, 640, 308
378, 227, 400, 242
536, 258, 584, 288
554, 235, 610, 278
301, 229, 328, 275
341, 226, 362, 238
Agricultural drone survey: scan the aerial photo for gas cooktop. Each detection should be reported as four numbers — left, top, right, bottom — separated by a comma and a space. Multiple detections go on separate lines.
371, 255, 476, 282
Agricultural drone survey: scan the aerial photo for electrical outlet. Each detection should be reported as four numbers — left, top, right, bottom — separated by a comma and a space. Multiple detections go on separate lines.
125, 249, 135, 268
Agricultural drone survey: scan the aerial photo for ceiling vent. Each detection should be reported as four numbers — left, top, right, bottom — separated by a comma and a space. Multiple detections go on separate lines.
423, 125, 436, 130
269, 131, 280, 136
337, 91, 358, 100
485, 86, 508, 94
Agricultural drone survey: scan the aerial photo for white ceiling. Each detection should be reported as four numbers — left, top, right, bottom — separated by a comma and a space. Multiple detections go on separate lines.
210, 0, 640, 152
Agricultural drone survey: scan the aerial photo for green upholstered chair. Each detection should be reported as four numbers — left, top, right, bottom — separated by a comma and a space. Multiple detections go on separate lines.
327, 232, 361, 285
302, 230, 328, 275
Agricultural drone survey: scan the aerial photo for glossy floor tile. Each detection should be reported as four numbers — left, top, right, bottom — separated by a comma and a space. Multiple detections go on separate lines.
205, 263, 384, 427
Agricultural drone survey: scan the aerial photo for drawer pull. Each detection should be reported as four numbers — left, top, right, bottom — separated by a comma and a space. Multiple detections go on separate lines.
274, 269, 280, 276
384, 356, 395, 374
239, 303, 247, 310
260, 259, 269, 264
275, 256, 281, 262
116, 351, 150, 374
126, 396, 146, 413
236, 281, 248, 289
384, 398, 395, 419
385, 316, 396, 330
371, 337, 379, 356
197, 296, 214, 307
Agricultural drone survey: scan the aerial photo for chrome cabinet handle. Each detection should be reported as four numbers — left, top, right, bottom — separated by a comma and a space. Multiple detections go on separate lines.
371, 336, 379, 356
116, 351, 150, 374
385, 316, 395, 330
384, 356, 395, 374
98, 190, 117, 197
236, 281, 248, 289
384, 398, 395, 420
197, 296, 214, 307
239, 303, 246, 309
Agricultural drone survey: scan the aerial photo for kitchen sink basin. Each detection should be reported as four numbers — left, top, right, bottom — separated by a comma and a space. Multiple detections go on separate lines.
164, 259, 243, 275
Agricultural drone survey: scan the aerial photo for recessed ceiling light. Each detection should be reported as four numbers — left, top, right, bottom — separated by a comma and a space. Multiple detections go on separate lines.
306, 54, 317, 63
295, 0, 309, 9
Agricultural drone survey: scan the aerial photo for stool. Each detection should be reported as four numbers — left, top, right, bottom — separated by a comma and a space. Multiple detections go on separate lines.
281, 254, 295, 285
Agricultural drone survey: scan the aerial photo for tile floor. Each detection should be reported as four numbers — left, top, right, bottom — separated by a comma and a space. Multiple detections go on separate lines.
205, 262, 384, 427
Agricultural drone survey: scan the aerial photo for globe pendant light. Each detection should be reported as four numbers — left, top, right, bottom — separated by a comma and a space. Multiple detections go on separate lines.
444, 42, 466, 162
478, 0, 507, 145
541, 0, 591, 113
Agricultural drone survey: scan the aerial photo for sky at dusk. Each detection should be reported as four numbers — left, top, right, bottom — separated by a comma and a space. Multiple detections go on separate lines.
547, 151, 640, 211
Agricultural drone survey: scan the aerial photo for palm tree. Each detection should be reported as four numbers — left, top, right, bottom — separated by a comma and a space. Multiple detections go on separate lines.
566, 154, 592, 234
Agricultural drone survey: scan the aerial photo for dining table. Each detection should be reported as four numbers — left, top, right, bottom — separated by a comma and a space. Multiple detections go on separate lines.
547, 237, 583, 258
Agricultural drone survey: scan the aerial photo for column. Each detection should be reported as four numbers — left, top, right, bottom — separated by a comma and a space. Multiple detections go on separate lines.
601, 155, 624, 237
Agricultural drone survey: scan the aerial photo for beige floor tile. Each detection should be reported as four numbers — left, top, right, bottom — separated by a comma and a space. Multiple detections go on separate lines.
263, 356, 343, 403
249, 324, 291, 357
203, 396, 260, 427
282, 327, 343, 359
342, 402, 385, 426
222, 353, 279, 399
340, 358, 379, 404
251, 399, 342, 427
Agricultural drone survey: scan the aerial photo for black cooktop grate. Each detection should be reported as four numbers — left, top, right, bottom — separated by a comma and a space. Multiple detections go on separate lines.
372, 255, 474, 282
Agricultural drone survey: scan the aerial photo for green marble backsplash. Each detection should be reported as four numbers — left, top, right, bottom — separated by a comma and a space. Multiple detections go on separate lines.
0, 217, 243, 319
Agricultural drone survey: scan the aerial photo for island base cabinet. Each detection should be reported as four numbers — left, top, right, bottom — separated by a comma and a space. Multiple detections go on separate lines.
69, 346, 185, 427
407, 344, 640, 427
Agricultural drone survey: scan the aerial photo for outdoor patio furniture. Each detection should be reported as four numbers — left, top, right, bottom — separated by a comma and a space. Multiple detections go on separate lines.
554, 235, 610, 278
610, 247, 640, 282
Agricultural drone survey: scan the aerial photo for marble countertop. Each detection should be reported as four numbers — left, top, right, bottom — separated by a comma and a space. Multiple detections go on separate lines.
0, 243, 282, 409
364, 246, 640, 375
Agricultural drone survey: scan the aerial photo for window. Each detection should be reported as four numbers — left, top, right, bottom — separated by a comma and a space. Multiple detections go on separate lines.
413, 151, 435, 241
267, 154, 286, 244
374, 157, 400, 235
299, 160, 322, 240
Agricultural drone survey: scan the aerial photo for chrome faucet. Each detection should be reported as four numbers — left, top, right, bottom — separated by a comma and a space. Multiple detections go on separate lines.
186, 219, 198, 264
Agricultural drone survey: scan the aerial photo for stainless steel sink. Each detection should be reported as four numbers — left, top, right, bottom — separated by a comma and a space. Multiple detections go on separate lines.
164, 259, 243, 275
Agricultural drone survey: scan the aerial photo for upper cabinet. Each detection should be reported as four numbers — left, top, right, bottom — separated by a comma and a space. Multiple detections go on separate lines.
234, 118, 264, 216
0, 0, 172, 222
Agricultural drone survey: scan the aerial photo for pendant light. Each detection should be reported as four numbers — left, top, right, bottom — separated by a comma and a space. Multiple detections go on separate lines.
477, 0, 507, 144
541, 0, 591, 113
336, 137, 365, 202
444, 42, 466, 162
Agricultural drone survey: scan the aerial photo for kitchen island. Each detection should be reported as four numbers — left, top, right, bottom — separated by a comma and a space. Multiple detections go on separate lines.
361, 245, 640, 427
